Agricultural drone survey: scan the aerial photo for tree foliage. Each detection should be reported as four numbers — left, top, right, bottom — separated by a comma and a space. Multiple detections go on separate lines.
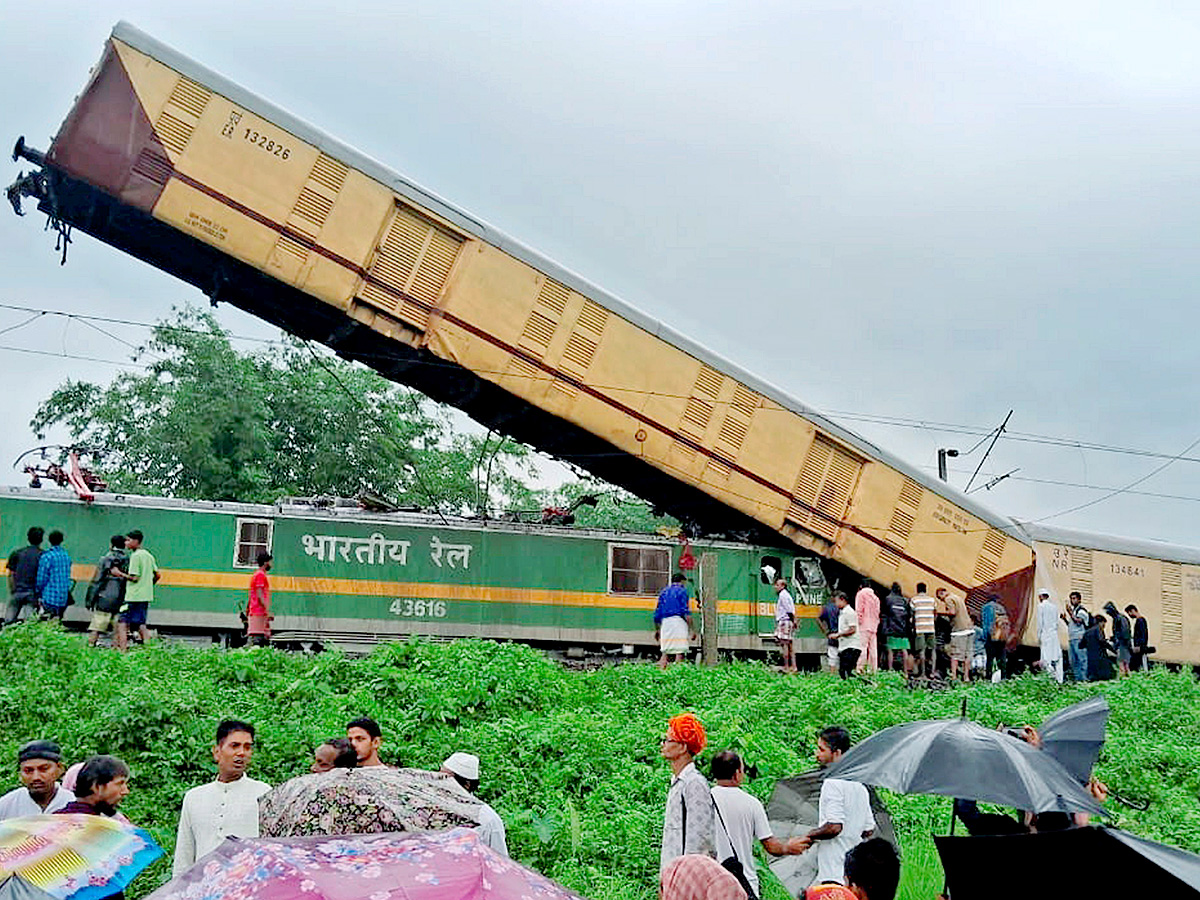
31, 306, 679, 531
30, 307, 532, 509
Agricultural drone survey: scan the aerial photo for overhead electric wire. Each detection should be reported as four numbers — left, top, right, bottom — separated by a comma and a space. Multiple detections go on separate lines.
4, 302, 1199, 532
300, 341, 449, 525
3, 300, 1198, 467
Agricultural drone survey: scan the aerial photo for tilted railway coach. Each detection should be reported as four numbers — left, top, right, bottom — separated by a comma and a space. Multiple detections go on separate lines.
0, 486, 833, 654
8, 23, 1040, 636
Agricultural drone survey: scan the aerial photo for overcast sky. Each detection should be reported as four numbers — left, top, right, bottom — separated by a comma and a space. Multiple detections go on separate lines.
2, 1, 1199, 546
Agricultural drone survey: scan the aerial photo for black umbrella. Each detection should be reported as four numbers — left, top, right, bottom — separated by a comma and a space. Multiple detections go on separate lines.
824, 717, 1106, 815
936, 826, 1200, 898
1037, 695, 1109, 783
0, 875, 56, 900
764, 769, 900, 896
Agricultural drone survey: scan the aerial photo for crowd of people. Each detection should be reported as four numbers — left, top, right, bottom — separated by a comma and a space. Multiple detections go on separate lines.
659, 712, 899, 900
755, 577, 1151, 685
0, 716, 507, 896
4, 525, 161, 650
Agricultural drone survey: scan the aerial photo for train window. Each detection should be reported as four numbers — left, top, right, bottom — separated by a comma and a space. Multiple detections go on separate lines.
234, 518, 273, 568
609, 544, 671, 595
760, 556, 782, 584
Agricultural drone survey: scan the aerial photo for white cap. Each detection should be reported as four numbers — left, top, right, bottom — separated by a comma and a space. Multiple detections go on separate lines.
1037, 588, 1051, 597
442, 752, 480, 781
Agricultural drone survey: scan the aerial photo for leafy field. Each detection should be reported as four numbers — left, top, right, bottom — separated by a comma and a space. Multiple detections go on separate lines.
1, 626, 1198, 899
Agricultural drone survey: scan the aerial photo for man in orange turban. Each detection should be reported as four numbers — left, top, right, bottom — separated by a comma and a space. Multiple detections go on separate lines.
660, 712, 715, 873
667, 713, 707, 756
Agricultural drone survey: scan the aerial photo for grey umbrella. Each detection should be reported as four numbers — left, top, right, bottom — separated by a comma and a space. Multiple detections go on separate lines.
1037, 695, 1109, 783
824, 717, 1106, 815
765, 769, 899, 897
0, 875, 56, 900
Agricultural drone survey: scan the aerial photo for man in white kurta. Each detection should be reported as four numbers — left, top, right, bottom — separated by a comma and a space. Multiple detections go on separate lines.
441, 752, 508, 855
173, 721, 270, 875
1037, 589, 1064, 684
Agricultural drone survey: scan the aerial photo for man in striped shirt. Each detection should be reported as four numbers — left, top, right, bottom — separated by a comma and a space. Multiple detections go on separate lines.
909, 583, 936, 678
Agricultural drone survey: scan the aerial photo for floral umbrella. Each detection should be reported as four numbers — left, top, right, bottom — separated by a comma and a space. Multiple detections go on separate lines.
147, 828, 589, 900
0, 814, 162, 900
259, 768, 482, 837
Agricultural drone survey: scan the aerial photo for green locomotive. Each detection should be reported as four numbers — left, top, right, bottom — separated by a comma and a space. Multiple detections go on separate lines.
0, 486, 831, 655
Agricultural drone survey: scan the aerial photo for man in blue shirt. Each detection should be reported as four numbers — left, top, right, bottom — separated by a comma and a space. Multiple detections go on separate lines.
654, 573, 692, 669
35, 530, 72, 620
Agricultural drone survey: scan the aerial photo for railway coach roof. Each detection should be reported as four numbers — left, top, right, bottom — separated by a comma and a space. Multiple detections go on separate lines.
104, 22, 1026, 545
1021, 522, 1200, 567
0, 485, 786, 551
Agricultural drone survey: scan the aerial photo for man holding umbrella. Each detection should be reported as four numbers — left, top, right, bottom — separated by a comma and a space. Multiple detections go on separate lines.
794, 727, 876, 887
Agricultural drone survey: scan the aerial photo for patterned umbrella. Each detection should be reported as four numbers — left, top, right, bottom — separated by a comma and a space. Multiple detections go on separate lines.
147, 828, 588, 900
258, 768, 482, 837
0, 814, 162, 900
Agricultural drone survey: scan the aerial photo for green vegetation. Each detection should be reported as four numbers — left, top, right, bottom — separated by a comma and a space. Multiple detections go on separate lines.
2, 626, 1197, 900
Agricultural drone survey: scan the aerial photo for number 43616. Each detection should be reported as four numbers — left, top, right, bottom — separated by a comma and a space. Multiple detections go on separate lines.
390, 599, 448, 618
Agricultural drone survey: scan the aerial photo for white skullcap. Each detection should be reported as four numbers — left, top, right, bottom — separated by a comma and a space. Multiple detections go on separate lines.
1037, 588, 1051, 597
442, 752, 480, 781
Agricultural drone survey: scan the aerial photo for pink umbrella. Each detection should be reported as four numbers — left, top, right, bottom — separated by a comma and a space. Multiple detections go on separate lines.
147, 828, 588, 900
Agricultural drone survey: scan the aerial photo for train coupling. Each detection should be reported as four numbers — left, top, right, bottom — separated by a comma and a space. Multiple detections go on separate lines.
7, 137, 49, 217
13, 137, 46, 167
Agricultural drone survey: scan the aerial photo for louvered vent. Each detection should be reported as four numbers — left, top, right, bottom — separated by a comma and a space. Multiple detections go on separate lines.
715, 383, 757, 463
358, 203, 464, 330
131, 147, 173, 186
695, 366, 723, 399
882, 477, 924, 555
785, 434, 864, 542
1070, 549, 1094, 603
271, 154, 348, 270
510, 279, 576, 396
973, 528, 1007, 584
153, 77, 212, 157
876, 547, 902, 571
1161, 563, 1183, 643
555, 299, 607, 395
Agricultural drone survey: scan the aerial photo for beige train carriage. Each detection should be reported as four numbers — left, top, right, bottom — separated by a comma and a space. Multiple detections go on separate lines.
1027, 524, 1199, 666
11, 23, 1036, 630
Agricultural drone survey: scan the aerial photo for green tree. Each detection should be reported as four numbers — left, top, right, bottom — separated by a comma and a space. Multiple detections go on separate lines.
30, 307, 531, 509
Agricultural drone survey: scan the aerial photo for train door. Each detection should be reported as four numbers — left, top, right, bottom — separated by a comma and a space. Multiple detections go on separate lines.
756, 553, 784, 635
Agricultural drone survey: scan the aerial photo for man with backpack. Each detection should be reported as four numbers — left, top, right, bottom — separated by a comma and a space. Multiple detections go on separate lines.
1104, 601, 1132, 676
880, 584, 910, 674
85, 535, 128, 648
981, 594, 1010, 680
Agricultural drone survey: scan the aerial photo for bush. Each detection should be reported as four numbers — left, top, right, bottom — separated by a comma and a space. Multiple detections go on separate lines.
1, 625, 1196, 900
